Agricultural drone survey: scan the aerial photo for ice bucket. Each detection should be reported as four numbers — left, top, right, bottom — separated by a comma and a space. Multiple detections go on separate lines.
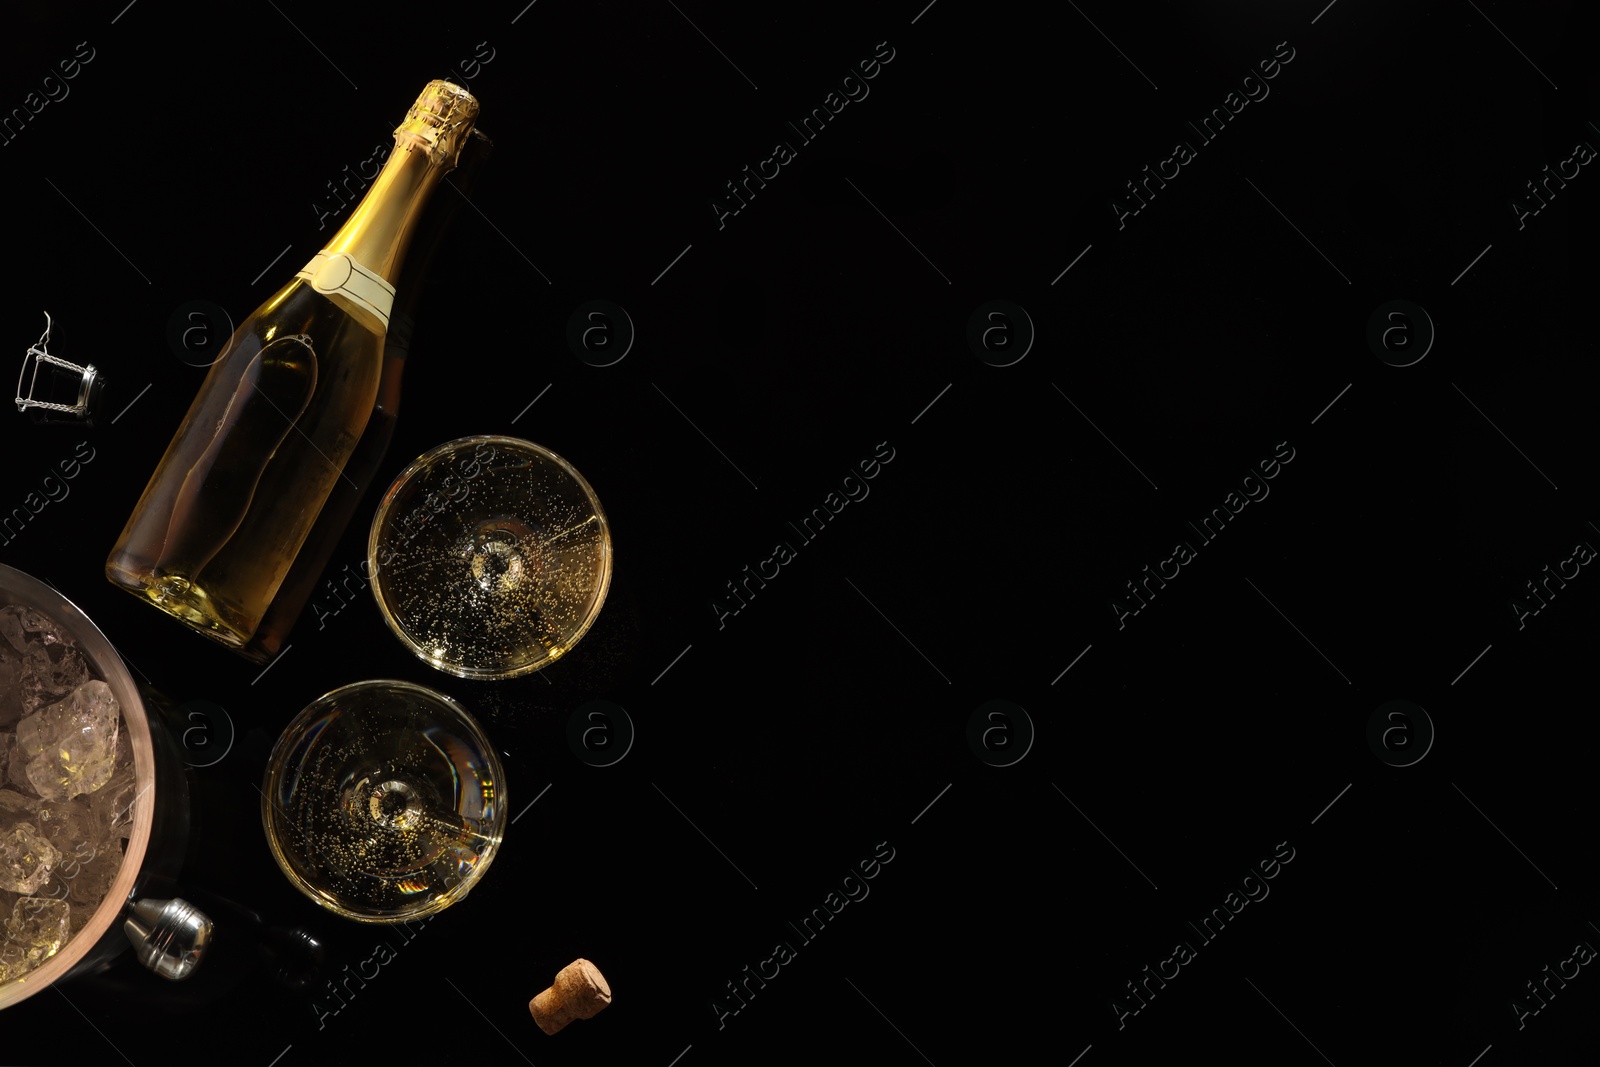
0, 562, 211, 1010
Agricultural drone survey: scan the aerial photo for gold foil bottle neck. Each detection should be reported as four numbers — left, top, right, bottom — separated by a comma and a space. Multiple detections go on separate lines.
395, 80, 479, 167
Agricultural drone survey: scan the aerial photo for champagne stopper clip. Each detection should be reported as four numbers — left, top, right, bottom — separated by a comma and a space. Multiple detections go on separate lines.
16, 311, 102, 422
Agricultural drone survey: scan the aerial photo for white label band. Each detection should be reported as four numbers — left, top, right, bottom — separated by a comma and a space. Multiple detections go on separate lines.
296, 251, 395, 329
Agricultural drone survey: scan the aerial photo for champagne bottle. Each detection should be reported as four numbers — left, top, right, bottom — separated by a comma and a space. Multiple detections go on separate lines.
106, 81, 480, 651
239, 127, 494, 664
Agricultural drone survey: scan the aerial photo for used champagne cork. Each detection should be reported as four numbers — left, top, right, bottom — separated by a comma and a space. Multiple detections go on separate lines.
529, 958, 612, 1034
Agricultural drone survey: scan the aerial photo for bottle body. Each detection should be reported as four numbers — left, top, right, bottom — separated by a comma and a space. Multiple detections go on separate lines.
240, 127, 493, 664
233, 326, 400, 662
106, 80, 479, 653
106, 282, 383, 648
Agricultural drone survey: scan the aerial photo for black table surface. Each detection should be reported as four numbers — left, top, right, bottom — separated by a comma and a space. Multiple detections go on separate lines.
4, 2, 1599, 1064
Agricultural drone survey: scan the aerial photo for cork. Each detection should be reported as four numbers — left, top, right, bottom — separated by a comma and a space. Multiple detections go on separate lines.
529, 958, 611, 1034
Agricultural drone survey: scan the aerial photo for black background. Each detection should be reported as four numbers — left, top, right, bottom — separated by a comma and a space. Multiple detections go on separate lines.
3, 1, 1599, 1064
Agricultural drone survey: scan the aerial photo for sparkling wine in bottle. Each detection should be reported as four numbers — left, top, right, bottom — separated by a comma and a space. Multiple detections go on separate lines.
239, 127, 494, 664
106, 81, 480, 651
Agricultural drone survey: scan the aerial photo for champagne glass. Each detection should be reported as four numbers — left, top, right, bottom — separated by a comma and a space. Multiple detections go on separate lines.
260, 680, 505, 923
367, 435, 612, 679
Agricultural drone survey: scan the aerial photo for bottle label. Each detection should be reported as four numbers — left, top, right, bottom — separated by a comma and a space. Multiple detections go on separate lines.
296, 251, 395, 329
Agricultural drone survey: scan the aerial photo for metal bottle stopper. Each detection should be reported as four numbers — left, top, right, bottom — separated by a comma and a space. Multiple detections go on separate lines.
123, 897, 214, 981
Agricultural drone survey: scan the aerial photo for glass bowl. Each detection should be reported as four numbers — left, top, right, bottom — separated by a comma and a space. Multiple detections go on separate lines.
367, 435, 612, 679
261, 679, 505, 923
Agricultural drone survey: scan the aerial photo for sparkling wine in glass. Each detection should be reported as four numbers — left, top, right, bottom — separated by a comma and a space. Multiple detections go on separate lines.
261, 680, 506, 922
368, 435, 612, 679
